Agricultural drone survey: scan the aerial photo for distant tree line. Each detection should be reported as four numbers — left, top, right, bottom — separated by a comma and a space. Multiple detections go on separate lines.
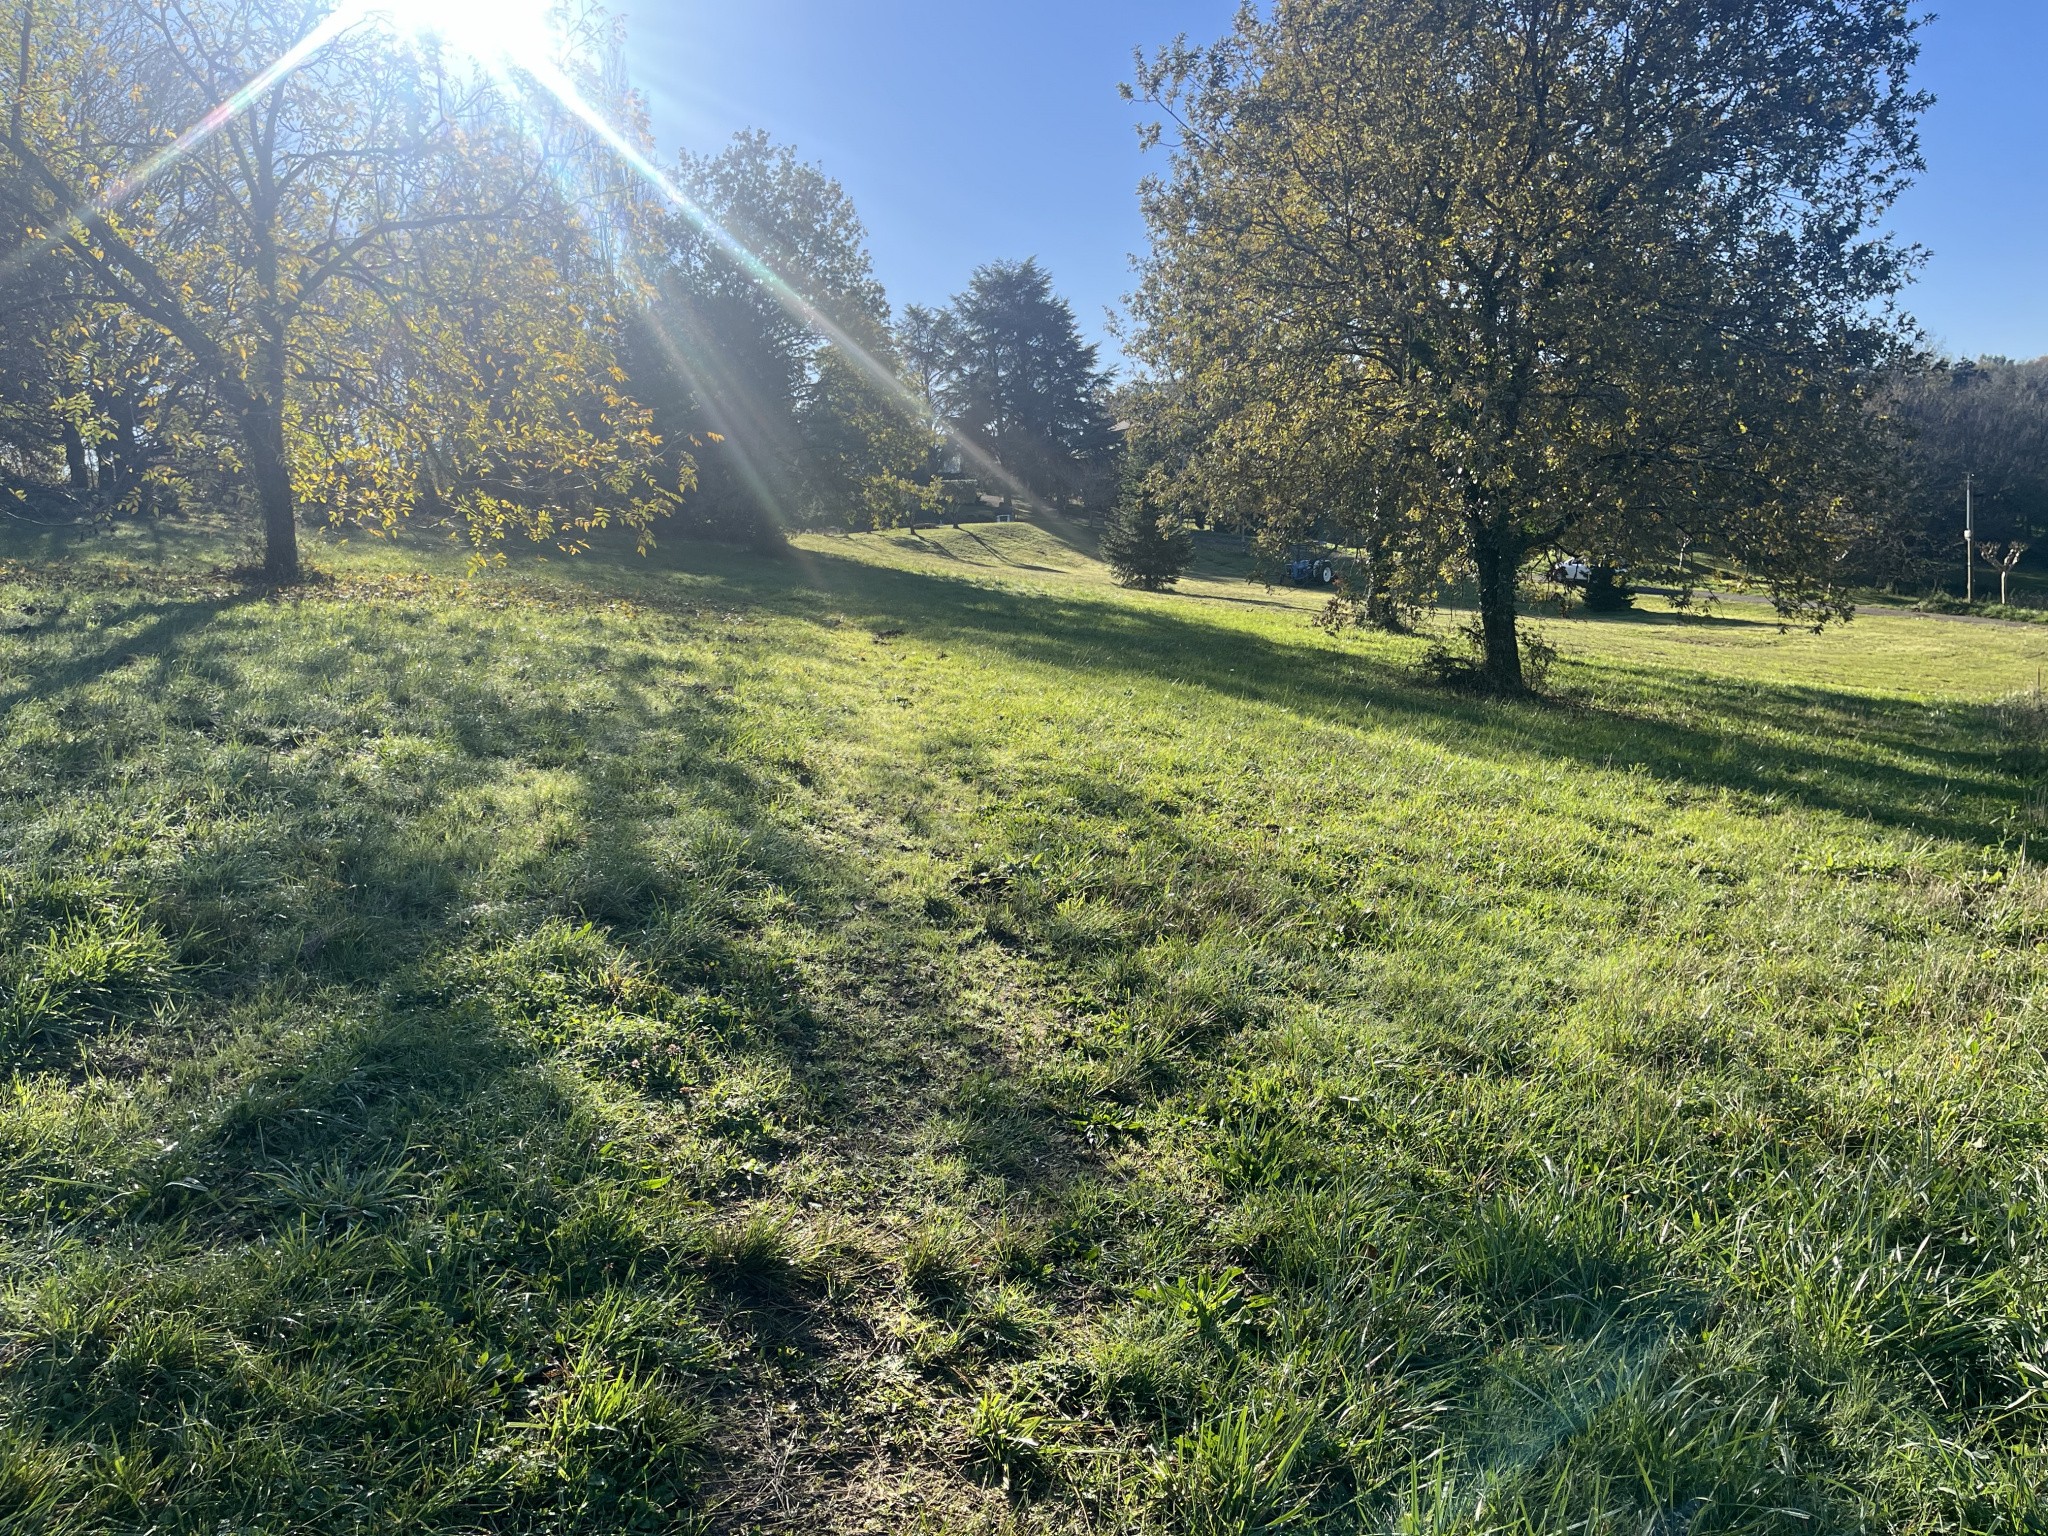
1887, 357, 2048, 592
0, 0, 1118, 578
15, 0, 1993, 647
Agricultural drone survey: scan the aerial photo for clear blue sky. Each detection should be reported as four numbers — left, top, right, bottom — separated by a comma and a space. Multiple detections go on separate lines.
625, 1, 2048, 371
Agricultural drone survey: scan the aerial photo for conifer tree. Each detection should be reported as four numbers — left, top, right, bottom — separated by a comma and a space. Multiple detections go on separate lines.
1100, 455, 1192, 591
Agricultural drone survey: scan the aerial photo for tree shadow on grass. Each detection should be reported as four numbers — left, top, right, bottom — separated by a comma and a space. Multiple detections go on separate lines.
601, 541, 2026, 853
1548, 604, 1763, 630
0, 569, 1105, 1532
0, 588, 252, 718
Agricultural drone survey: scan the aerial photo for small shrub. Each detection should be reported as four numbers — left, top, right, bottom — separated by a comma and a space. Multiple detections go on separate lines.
1419, 619, 1557, 693
1581, 564, 1636, 612
1101, 474, 1194, 591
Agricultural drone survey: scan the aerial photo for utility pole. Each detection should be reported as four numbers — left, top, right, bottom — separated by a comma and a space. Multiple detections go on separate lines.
1965, 474, 1976, 604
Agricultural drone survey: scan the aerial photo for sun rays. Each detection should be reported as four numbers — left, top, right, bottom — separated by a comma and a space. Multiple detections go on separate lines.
8, 0, 1036, 515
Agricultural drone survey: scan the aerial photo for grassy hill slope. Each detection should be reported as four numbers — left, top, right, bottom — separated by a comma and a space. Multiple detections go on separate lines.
2, 517, 2048, 1534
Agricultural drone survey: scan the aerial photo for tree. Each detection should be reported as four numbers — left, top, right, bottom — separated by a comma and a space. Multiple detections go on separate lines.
626, 131, 935, 543
1978, 541, 2030, 607
1130, 0, 1926, 692
1581, 565, 1636, 614
1148, 365, 1459, 629
0, 221, 95, 492
924, 258, 1119, 509
0, 49, 218, 508
1100, 433, 1192, 590
1, 0, 677, 580
897, 303, 959, 429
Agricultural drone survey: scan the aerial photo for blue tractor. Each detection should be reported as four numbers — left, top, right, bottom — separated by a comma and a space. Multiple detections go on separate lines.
1285, 551, 1340, 586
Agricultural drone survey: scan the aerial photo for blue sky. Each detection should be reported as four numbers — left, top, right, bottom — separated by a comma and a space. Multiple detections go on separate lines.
627, 2, 2047, 370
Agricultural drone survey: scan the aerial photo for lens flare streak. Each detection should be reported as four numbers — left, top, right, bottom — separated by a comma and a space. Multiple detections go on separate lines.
15, 0, 1039, 514
94, 2, 371, 217
507, 51, 1037, 508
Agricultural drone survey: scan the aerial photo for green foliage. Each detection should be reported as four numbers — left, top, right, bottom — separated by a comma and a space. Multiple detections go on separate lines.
1889, 356, 2048, 581
900, 1219, 974, 1303
1917, 595, 2048, 624
1100, 481, 1193, 591
1580, 566, 1636, 613
1131, 0, 1926, 691
0, 0, 683, 579
961, 1387, 1056, 1491
1164, 1402, 1317, 1536
627, 131, 938, 545
1421, 617, 1559, 693
1, 905, 182, 1056
537, 1359, 708, 1526
913, 258, 1121, 509
695, 1211, 803, 1295
1136, 1267, 1270, 1343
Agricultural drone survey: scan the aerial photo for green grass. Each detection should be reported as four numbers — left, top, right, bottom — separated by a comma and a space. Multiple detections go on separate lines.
1912, 594, 2048, 625
4, 512, 2048, 1533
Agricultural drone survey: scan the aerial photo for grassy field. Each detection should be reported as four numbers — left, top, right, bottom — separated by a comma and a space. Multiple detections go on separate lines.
3, 512, 2048, 1534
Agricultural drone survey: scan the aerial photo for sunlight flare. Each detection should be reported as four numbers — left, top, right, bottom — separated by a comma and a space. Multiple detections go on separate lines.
97, 4, 370, 215
371, 0, 559, 67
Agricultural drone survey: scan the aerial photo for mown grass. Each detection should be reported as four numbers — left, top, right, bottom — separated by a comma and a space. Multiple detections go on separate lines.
3, 513, 2048, 1533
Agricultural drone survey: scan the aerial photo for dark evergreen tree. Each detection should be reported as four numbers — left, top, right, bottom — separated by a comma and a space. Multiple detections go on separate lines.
1100, 456, 1192, 590
919, 259, 1119, 508
1580, 565, 1636, 613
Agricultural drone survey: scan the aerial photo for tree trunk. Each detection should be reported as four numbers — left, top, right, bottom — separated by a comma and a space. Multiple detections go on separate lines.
248, 199, 299, 582
104, 391, 138, 497
243, 395, 298, 583
62, 420, 90, 489
1472, 526, 1526, 693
